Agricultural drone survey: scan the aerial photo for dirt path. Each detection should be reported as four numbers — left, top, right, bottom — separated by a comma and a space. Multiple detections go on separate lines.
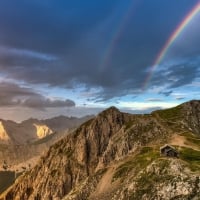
169, 134, 187, 146
169, 134, 200, 150
89, 165, 120, 200
95, 166, 116, 194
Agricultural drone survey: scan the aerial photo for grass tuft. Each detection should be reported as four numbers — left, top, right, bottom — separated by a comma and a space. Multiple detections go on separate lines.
155, 105, 182, 121
179, 147, 200, 171
113, 147, 159, 181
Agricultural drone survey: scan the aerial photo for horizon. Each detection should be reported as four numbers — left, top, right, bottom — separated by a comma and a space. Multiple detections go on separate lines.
0, 0, 199, 121
1, 99, 198, 123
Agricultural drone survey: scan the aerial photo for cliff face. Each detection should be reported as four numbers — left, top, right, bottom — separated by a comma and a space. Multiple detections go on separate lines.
182, 100, 200, 135
2, 101, 200, 200
33, 124, 53, 139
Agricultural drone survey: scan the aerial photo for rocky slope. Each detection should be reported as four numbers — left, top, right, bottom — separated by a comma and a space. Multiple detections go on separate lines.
0, 115, 93, 168
0, 115, 93, 195
1, 100, 200, 200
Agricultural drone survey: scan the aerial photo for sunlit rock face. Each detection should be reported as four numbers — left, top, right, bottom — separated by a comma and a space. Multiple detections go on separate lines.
0, 121, 10, 143
33, 124, 53, 139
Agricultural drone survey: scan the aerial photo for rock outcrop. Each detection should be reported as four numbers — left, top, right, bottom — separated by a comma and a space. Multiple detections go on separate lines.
0, 121, 10, 144
33, 124, 53, 139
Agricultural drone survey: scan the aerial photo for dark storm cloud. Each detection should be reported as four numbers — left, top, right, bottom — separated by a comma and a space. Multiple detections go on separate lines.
23, 97, 75, 109
0, 0, 121, 55
0, 82, 75, 109
0, 82, 40, 106
0, 0, 199, 100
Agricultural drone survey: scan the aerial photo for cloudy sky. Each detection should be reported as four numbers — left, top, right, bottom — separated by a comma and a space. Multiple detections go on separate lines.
0, 0, 200, 121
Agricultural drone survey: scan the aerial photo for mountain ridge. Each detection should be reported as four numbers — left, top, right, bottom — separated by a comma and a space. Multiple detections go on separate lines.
1, 100, 200, 200
0, 115, 94, 145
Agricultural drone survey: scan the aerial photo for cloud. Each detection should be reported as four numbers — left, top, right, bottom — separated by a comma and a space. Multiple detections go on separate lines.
159, 91, 173, 97
0, 1, 120, 55
23, 97, 75, 109
151, 57, 200, 93
0, 82, 75, 109
0, 82, 37, 106
175, 97, 185, 100
122, 107, 163, 114
118, 101, 178, 111
146, 98, 163, 102
0, 0, 158, 101
0, 106, 101, 122
0, 1, 199, 102
1, 54, 199, 102
0, 46, 57, 61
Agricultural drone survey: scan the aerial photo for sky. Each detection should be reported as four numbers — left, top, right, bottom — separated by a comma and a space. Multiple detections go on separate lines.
0, 0, 200, 121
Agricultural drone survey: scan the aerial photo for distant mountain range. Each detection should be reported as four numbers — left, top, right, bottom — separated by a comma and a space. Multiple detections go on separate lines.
1, 100, 200, 199
0, 115, 94, 145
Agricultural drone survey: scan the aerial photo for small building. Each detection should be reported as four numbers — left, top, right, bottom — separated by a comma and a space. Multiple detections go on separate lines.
160, 144, 178, 158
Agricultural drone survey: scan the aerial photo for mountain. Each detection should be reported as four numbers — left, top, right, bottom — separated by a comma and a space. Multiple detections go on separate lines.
0, 115, 93, 165
0, 115, 93, 194
0, 115, 94, 145
41, 115, 95, 132
1, 100, 200, 200
0, 119, 53, 145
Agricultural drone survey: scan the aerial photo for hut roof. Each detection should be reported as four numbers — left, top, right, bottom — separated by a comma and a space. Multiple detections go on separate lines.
160, 144, 177, 152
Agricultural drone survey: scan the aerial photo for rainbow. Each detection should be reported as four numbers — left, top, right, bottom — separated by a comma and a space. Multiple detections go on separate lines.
143, 2, 200, 89
99, 1, 137, 72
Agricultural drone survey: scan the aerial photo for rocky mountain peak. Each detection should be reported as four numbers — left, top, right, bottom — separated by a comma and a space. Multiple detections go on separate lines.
102, 106, 119, 112
94, 106, 124, 126
98, 106, 120, 116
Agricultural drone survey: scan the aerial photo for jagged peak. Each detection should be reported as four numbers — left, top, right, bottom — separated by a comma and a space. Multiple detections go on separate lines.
76, 106, 122, 131
21, 118, 40, 125
94, 106, 122, 122
99, 106, 120, 115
